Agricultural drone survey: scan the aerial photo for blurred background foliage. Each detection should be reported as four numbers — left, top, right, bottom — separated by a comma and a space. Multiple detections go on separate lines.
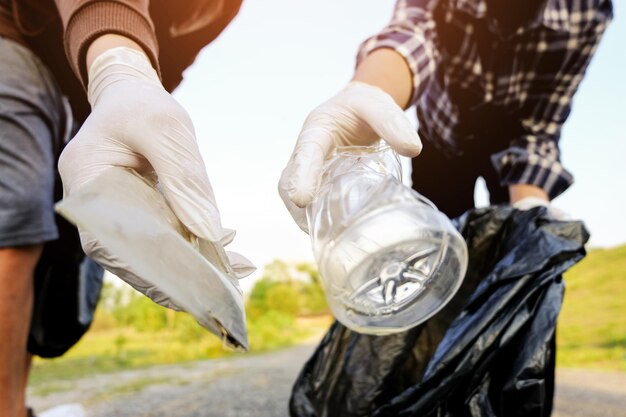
30, 244, 625, 390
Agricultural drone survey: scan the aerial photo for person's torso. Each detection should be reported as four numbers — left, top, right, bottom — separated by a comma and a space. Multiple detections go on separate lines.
417, 0, 612, 152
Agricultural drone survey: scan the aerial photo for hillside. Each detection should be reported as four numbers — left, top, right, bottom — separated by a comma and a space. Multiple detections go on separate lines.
558, 244, 626, 370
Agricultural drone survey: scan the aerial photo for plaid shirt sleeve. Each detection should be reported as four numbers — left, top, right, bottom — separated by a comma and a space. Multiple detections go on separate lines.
491, 2, 613, 199
356, 0, 440, 107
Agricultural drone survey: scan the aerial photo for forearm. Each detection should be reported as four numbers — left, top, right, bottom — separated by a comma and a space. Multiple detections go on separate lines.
509, 184, 549, 204
86, 34, 149, 72
352, 48, 414, 110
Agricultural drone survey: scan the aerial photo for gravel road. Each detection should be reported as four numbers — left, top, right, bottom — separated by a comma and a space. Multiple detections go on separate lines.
554, 368, 626, 417
28, 344, 626, 417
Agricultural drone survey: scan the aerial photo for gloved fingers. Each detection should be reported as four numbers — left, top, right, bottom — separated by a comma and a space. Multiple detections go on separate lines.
219, 229, 258, 278
278, 168, 310, 233
512, 196, 549, 211
278, 81, 420, 225
220, 228, 237, 246
512, 196, 572, 221
87, 47, 161, 107
345, 82, 422, 157
282, 127, 333, 209
226, 251, 257, 278
197, 228, 254, 277
58, 127, 151, 197
158, 169, 224, 242
144, 117, 225, 243
197, 237, 238, 276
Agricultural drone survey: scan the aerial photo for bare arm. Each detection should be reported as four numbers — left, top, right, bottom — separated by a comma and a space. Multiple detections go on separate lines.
509, 184, 549, 203
353, 49, 413, 110
86, 34, 149, 72
353, 49, 549, 203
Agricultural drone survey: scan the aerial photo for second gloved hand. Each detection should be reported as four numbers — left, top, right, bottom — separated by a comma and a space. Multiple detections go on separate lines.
512, 196, 571, 221
58, 47, 254, 308
279, 81, 423, 232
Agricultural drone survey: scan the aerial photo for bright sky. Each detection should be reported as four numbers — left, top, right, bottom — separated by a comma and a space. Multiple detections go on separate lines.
172, 0, 626, 289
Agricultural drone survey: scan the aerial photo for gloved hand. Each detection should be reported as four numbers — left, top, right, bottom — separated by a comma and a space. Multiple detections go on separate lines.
512, 196, 571, 220
279, 81, 422, 232
58, 47, 254, 308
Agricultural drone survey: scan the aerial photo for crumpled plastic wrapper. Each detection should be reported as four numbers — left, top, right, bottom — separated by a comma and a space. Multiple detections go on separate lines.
56, 167, 252, 350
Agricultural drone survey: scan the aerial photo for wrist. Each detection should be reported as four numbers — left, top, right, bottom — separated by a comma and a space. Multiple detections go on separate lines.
86, 34, 150, 74
87, 45, 161, 106
509, 184, 549, 204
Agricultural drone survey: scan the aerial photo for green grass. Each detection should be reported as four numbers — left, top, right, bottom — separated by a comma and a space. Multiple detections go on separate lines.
557, 244, 626, 371
30, 327, 224, 386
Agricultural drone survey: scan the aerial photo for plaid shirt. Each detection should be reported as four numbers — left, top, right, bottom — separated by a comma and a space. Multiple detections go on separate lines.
357, 0, 612, 199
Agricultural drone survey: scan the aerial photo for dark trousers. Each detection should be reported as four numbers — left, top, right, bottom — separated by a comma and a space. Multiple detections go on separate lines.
411, 137, 510, 219
405, 132, 513, 380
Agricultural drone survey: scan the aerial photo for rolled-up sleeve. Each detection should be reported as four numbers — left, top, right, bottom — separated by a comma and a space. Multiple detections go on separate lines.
54, 0, 159, 87
356, 0, 440, 108
491, 138, 573, 200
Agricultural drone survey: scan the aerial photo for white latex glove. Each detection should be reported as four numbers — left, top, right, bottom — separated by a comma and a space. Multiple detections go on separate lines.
58, 47, 254, 288
512, 196, 571, 220
279, 81, 422, 232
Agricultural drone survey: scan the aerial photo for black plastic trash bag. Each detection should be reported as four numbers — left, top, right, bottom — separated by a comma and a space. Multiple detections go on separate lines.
27, 172, 104, 358
290, 206, 589, 417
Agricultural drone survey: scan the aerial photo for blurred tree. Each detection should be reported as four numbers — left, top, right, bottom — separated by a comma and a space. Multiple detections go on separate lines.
265, 283, 301, 316
112, 293, 168, 332
247, 260, 328, 318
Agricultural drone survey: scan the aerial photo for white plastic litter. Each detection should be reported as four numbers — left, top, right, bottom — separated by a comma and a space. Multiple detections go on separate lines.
306, 145, 468, 335
55, 167, 250, 350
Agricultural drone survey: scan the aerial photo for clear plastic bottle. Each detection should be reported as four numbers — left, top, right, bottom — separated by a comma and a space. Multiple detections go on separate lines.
307, 144, 468, 335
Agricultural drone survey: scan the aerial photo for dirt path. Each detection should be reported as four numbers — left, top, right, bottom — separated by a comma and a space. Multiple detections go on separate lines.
554, 369, 626, 417
28, 344, 626, 417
